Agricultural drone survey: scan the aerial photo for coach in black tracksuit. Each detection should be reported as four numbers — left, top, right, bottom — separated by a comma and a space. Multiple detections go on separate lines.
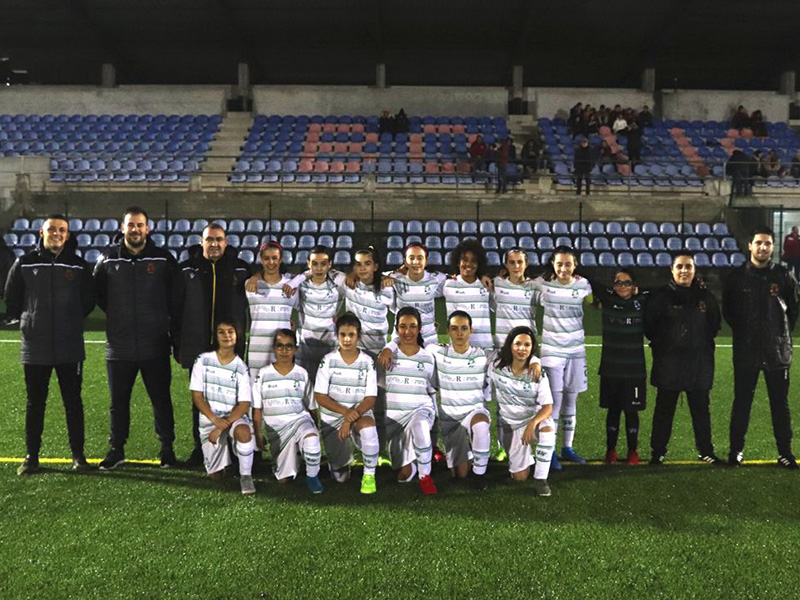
4, 214, 95, 475
644, 253, 723, 465
723, 226, 799, 468
94, 207, 181, 470
176, 223, 250, 465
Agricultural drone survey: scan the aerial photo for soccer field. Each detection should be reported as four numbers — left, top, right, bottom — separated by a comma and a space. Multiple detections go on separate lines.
1, 327, 799, 599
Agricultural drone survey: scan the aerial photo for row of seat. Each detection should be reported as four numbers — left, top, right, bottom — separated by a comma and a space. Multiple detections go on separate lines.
386, 219, 730, 236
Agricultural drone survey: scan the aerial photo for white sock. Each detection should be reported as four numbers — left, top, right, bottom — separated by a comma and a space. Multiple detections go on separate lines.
302, 435, 321, 478
360, 426, 379, 476
534, 429, 556, 480
410, 418, 432, 478
235, 438, 255, 477
560, 391, 578, 448
471, 421, 491, 475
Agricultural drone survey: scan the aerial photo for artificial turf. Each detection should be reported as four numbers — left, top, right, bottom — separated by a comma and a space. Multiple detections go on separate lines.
1, 306, 798, 599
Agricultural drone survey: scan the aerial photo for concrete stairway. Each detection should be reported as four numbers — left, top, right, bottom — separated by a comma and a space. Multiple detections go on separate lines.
199, 112, 253, 187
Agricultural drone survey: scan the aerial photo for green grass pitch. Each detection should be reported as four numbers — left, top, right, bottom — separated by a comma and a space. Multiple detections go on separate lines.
1, 304, 799, 599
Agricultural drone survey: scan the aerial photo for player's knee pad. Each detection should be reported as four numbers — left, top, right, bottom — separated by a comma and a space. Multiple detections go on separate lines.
537, 429, 556, 448
235, 437, 255, 457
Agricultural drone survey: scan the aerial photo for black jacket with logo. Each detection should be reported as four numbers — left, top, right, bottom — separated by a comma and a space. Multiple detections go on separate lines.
176, 245, 250, 368
644, 280, 720, 391
4, 236, 95, 365
94, 234, 181, 361
722, 260, 799, 371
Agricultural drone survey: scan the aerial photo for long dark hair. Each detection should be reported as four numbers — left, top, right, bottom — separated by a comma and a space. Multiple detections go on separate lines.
212, 317, 241, 353
449, 238, 488, 279
354, 246, 383, 295
395, 306, 425, 347
335, 311, 362, 337
259, 239, 287, 274
308, 244, 333, 283
494, 325, 536, 371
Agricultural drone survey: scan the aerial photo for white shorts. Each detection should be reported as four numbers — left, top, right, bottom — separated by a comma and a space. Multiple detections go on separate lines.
200, 416, 254, 475
265, 414, 319, 480
321, 410, 374, 471
386, 406, 436, 469
543, 356, 588, 394
440, 407, 491, 469
501, 417, 556, 474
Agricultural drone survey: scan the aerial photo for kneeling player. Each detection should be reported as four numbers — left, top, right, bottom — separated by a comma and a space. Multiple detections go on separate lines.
189, 319, 257, 495
488, 326, 555, 497
314, 313, 380, 494
430, 311, 492, 490
383, 307, 438, 495
252, 329, 324, 494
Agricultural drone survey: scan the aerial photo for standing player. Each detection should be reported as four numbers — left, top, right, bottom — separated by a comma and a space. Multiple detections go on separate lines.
443, 240, 493, 351
534, 246, 592, 470
344, 247, 395, 358
430, 311, 492, 490
491, 247, 538, 350
189, 319, 256, 495
593, 268, 648, 464
723, 227, 799, 468
383, 307, 439, 494
252, 329, 324, 494
314, 313, 380, 494
94, 206, 180, 470
488, 326, 556, 497
5, 214, 95, 474
244, 241, 297, 382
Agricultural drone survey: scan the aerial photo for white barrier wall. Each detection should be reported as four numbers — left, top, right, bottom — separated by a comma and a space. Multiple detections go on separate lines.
660, 90, 790, 122
0, 86, 228, 115
530, 88, 653, 120
253, 86, 509, 116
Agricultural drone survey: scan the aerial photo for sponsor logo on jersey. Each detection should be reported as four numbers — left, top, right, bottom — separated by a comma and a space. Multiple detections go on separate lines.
147, 262, 156, 275
65, 269, 74, 280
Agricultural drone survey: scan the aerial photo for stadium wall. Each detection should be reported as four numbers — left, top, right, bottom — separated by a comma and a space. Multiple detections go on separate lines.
660, 90, 790, 122
0, 86, 229, 115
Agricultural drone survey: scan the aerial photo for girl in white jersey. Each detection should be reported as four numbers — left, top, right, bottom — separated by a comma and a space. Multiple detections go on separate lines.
189, 318, 257, 495
442, 239, 493, 351
383, 306, 439, 495
314, 313, 380, 495
244, 241, 298, 383
252, 328, 324, 494
345, 247, 395, 358
491, 247, 538, 349
488, 325, 555, 497
533, 245, 592, 471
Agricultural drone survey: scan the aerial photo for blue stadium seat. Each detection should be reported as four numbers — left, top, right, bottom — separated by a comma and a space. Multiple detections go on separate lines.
298, 235, 315, 249
461, 221, 478, 235
593, 237, 610, 251
648, 238, 666, 251
694, 252, 711, 267
226, 234, 241, 248
167, 234, 184, 249
318, 235, 334, 248
424, 221, 441, 234
443, 220, 459, 234
333, 250, 351, 266
336, 235, 353, 249
598, 252, 616, 267
84, 249, 101, 264
630, 237, 647, 251
588, 222, 604, 235
191, 219, 208, 233
386, 251, 403, 267
581, 252, 598, 267
618, 252, 634, 267
516, 221, 533, 235
283, 220, 300, 233
480, 222, 497, 235
247, 220, 264, 233
655, 252, 673, 267
624, 222, 641, 236
241, 235, 259, 249
388, 220, 404, 234
487, 252, 501, 266
320, 220, 337, 233
302, 220, 318, 233
538, 237, 554, 250
238, 250, 255, 264
228, 219, 245, 233
482, 236, 498, 250
425, 236, 442, 250
721, 237, 738, 251
443, 236, 460, 249
427, 251, 443, 266
552, 222, 569, 235
280, 235, 297, 249
712, 223, 729, 236
407, 220, 423, 234
339, 220, 355, 233
534, 221, 550, 235
611, 237, 629, 250
636, 252, 654, 267
387, 235, 404, 250
730, 252, 746, 267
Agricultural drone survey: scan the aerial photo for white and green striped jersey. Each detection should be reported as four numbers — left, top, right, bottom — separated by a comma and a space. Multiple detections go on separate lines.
533, 276, 591, 362
251, 363, 315, 440
384, 346, 437, 426
491, 276, 538, 350
429, 344, 490, 419
344, 281, 395, 355
488, 363, 553, 430
442, 276, 493, 350
390, 270, 447, 346
246, 274, 297, 370
314, 349, 378, 427
189, 351, 251, 427
291, 270, 346, 347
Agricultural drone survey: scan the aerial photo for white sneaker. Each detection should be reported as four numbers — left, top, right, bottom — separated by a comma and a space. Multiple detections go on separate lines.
240, 475, 256, 495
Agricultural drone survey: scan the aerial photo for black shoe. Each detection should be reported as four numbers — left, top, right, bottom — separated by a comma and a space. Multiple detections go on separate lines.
17, 455, 39, 476
159, 446, 177, 469
99, 447, 125, 471
649, 453, 665, 466
471, 471, 489, 491
778, 455, 799, 470
728, 451, 743, 467
184, 446, 204, 468
71, 455, 93, 472
698, 453, 725, 465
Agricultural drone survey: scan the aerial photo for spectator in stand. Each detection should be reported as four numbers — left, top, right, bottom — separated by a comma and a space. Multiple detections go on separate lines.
750, 110, 767, 138
598, 105, 610, 127
378, 110, 395, 136
638, 105, 654, 128
753, 151, 768, 179
766, 150, 784, 177
495, 138, 511, 194
782, 226, 800, 280
599, 140, 615, 166
394, 108, 409, 134
573, 137, 593, 196
521, 139, 540, 176
745, 151, 759, 195
568, 103, 583, 135
791, 150, 800, 180
731, 105, 750, 130
585, 110, 600, 135
608, 104, 622, 125
612, 111, 629, 136
727, 149, 749, 198
626, 121, 642, 166
469, 134, 488, 172
507, 137, 517, 162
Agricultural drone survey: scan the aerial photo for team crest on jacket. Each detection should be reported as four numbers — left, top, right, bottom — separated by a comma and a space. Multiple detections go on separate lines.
32, 268, 38, 276
65, 269, 74, 280
147, 262, 156, 275
770, 283, 780, 296
115, 264, 120, 271
698, 301, 707, 312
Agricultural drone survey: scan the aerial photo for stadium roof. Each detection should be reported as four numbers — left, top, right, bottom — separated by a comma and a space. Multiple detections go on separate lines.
2, 0, 799, 90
